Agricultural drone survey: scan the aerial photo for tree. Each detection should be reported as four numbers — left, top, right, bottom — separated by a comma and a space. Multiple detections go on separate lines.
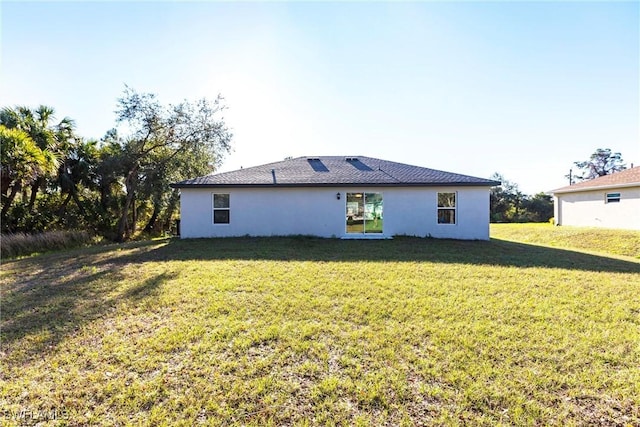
521, 192, 553, 223
489, 174, 552, 223
0, 105, 77, 212
0, 125, 56, 222
490, 172, 524, 222
1, 92, 232, 239
570, 148, 626, 182
55, 138, 101, 220
112, 87, 232, 241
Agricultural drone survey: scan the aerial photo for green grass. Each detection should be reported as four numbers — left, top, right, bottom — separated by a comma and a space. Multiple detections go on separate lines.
491, 223, 640, 258
1, 228, 639, 426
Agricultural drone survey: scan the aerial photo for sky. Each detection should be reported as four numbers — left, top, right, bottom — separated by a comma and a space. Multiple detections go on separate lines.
1, 1, 638, 195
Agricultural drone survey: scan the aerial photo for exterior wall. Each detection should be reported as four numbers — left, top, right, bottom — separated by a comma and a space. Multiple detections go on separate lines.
381, 187, 490, 240
179, 186, 492, 240
554, 186, 640, 230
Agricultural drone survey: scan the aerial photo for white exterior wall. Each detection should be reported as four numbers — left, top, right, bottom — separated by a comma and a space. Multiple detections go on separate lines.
554, 186, 640, 229
179, 186, 491, 240
381, 187, 490, 240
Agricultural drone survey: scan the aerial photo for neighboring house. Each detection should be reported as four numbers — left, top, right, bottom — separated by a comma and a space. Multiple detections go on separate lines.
170, 156, 500, 240
551, 166, 640, 230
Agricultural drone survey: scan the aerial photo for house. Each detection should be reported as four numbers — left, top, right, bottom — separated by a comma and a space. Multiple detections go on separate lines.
551, 166, 640, 230
170, 156, 500, 240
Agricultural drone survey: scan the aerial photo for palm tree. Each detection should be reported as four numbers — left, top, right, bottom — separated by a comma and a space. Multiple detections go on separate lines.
0, 105, 77, 210
0, 125, 56, 224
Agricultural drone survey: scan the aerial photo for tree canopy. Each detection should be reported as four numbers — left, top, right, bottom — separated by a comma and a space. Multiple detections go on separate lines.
112, 87, 232, 241
570, 148, 626, 182
0, 88, 233, 240
490, 173, 553, 223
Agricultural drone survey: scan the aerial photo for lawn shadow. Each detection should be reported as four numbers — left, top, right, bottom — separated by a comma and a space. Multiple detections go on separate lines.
1, 245, 176, 360
3, 236, 637, 361
100, 236, 639, 274
122, 272, 173, 300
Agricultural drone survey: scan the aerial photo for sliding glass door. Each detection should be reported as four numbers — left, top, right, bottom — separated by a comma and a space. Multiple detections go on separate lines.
346, 192, 383, 234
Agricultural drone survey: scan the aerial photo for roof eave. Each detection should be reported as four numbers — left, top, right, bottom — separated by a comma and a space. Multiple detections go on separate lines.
170, 181, 500, 189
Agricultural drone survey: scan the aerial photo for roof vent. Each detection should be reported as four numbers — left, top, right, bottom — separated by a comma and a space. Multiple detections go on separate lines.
307, 157, 320, 161
345, 157, 359, 162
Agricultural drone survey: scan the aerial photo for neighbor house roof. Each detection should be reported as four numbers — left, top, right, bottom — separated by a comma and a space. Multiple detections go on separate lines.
551, 166, 640, 194
171, 156, 500, 188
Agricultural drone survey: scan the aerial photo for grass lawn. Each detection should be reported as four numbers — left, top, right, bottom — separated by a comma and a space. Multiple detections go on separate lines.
491, 223, 640, 259
1, 225, 639, 426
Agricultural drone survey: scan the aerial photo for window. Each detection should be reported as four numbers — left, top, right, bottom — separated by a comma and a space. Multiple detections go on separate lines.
437, 192, 456, 224
213, 193, 230, 224
346, 192, 383, 233
606, 193, 620, 203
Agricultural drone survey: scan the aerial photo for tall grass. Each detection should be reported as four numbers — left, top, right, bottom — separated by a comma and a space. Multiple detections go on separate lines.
1, 230, 95, 258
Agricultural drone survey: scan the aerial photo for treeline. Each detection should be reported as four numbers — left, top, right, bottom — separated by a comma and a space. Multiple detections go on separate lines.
489, 173, 553, 223
1, 87, 232, 241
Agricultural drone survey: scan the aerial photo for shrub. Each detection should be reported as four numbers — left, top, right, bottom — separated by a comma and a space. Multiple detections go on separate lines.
1, 230, 96, 258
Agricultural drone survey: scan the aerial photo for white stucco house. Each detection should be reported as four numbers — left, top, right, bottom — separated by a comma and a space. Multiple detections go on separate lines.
551, 166, 640, 230
170, 156, 500, 240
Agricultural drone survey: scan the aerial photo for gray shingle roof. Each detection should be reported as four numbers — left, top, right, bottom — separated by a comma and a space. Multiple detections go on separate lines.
551, 166, 640, 194
171, 156, 500, 188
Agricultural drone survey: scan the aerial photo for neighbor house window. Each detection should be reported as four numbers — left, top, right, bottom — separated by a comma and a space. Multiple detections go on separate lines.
605, 193, 620, 203
213, 193, 230, 224
437, 192, 456, 224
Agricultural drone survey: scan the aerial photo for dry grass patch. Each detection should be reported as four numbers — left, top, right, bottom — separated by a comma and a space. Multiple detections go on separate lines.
1, 230, 96, 258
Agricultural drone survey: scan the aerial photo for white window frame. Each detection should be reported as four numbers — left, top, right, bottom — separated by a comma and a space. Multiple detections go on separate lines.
212, 193, 230, 224
437, 192, 457, 225
605, 192, 621, 203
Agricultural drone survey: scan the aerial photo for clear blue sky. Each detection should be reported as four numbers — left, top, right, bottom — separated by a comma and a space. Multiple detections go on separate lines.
1, 1, 638, 194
